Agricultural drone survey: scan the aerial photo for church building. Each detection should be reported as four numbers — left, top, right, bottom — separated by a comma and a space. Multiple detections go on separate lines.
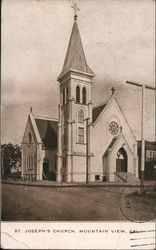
21, 9, 139, 183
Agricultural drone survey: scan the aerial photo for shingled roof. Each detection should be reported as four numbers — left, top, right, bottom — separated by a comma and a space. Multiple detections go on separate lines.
92, 103, 107, 123
35, 118, 58, 148
58, 19, 95, 80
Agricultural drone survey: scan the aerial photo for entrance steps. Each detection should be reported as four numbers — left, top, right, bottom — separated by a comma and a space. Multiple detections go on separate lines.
114, 172, 140, 184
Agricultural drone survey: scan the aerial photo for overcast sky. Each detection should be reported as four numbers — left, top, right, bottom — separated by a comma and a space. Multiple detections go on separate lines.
1, 0, 155, 144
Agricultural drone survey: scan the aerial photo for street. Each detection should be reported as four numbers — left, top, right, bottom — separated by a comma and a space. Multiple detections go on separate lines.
2, 184, 127, 221
2, 183, 154, 221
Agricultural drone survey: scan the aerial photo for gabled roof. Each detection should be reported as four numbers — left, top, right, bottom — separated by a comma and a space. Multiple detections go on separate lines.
92, 102, 107, 123
35, 117, 58, 148
104, 132, 133, 157
22, 113, 42, 145
58, 19, 95, 80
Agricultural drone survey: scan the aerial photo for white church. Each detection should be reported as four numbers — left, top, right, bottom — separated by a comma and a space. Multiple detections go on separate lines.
21, 8, 139, 183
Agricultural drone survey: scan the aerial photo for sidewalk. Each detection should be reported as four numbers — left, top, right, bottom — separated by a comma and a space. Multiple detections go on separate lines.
2, 178, 155, 188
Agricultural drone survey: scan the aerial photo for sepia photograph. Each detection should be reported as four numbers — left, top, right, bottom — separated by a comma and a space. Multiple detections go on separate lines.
1, 0, 155, 248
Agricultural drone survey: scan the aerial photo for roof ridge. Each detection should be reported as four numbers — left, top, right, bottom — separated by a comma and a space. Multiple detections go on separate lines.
34, 116, 58, 121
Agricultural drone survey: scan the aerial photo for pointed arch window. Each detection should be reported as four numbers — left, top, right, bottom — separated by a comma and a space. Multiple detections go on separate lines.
76, 86, 80, 103
82, 87, 86, 104
78, 109, 84, 123
63, 89, 65, 106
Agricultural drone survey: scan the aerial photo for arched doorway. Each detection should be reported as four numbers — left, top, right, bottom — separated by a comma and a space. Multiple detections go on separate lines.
116, 147, 127, 172
43, 158, 49, 179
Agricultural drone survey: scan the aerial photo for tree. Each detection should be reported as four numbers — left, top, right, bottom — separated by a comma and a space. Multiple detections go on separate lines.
1, 143, 21, 176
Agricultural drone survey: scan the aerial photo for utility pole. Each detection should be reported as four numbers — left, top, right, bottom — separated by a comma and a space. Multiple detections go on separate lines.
126, 81, 156, 192
84, 117, 90, 184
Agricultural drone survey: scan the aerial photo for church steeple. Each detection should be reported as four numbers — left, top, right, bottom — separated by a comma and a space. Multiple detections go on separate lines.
57, 5, 95, 81
56, 5, 94, 183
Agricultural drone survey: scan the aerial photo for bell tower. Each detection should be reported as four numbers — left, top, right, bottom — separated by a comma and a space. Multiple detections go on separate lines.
57, 4, 95, 182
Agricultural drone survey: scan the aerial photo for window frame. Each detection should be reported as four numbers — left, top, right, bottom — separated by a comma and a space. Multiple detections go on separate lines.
78, 109, 84, 123
76, 85, 80, 103
82, 87, 87, 104
63, 89, 65, 106
78, 127, 84, 143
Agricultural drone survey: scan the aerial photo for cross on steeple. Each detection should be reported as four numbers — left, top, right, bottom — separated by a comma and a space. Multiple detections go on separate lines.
111, 87, 115, 96
71, 2, 80, 21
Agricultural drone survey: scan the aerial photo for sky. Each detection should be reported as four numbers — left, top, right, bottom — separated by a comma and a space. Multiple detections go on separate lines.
1, 0, 155, 144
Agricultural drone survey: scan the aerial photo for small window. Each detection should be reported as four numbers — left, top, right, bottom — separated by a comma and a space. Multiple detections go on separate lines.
82, 87, 86, 104
28, 132, 32, 144
78, 109, 84, 123
76, 86, 80, 103
78, 127, 84, 143
95, 175, 100, 181
63, 89, 65, 106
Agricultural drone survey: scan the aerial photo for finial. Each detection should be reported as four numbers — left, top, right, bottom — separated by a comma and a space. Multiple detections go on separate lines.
30, 106, 32, 113
111, 87, 115, 96
71, 2, 80, 21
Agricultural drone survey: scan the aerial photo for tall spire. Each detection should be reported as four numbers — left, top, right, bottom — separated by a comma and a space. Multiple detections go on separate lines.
58, 4, 95, 81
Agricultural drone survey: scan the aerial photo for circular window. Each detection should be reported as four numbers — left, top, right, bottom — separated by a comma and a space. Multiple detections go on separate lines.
109, 121, 119, 135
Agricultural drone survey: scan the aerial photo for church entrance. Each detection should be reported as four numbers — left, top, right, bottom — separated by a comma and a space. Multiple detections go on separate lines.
116, 147, 127, 172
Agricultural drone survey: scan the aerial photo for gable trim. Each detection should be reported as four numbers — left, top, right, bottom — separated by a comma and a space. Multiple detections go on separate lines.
34, 116, 58, 122
29, 113, 42, 144
22, 113, 42, 146
105, 132, 134, 156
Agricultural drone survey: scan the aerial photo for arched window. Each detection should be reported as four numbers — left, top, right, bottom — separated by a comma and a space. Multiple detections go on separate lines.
76, 86, 80, 103
82, 87, 86, 104
78, 109, 84, 123
63, 89, 65, 106
28, 132, 32, 144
